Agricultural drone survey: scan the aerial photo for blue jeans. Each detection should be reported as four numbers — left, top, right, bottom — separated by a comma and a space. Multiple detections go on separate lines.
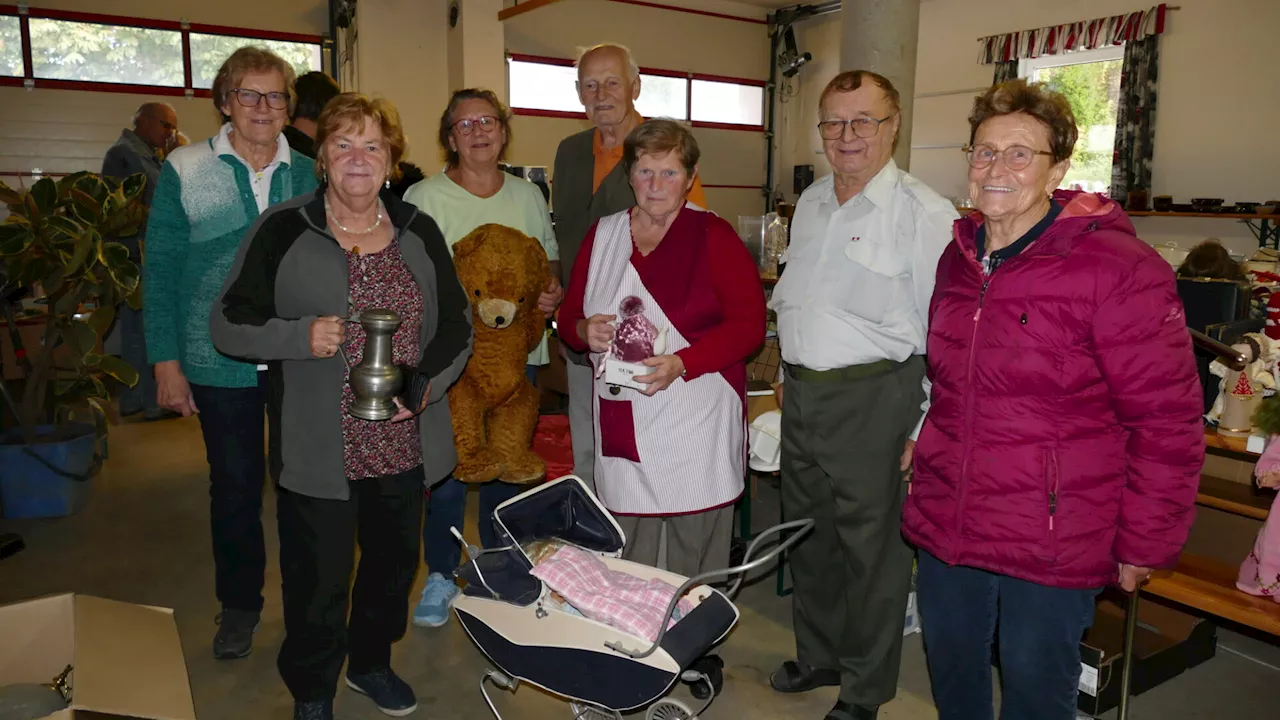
916, 550, 1100, 720
423, 477, 523, 574
422, 364, 538, 574
189, 373, 269, 613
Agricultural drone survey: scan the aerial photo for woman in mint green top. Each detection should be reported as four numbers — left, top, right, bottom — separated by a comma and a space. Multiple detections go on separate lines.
402, 88, 563, 629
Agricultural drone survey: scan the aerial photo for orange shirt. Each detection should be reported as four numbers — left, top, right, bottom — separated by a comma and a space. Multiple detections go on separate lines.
592, 126, 709, 210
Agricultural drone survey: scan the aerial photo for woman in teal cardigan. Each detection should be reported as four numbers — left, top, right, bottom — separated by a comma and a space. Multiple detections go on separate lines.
141, 46, 317, 661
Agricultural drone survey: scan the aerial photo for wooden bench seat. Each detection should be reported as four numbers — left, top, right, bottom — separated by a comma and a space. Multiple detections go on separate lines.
1144, 553, 1280, 638
1196, 474, 1273, 521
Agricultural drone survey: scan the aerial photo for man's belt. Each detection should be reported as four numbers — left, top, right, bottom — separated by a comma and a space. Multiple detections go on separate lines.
784, 359, 899, 382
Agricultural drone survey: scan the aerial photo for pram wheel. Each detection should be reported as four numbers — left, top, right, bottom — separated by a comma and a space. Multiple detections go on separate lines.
683, 655, 724, 700
569, 701, 622, 720
646, 698, 694, 720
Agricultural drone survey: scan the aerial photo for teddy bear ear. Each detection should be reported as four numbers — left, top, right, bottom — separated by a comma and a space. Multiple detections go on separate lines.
453, 225, 490, 261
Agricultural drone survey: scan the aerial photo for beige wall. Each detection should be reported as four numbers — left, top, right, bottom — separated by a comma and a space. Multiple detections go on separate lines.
353, 0, 449, 172
777, 0, 1280, 257
502, 0, 772, 222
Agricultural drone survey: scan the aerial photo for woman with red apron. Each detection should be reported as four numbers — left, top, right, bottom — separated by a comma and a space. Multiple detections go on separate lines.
559, 119, 766, 580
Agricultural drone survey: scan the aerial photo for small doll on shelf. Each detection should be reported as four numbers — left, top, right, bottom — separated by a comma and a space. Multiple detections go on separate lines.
1237, 397, 1280, 601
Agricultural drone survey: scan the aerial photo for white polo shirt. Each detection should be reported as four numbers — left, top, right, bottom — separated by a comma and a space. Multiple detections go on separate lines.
770, 159, 957, 436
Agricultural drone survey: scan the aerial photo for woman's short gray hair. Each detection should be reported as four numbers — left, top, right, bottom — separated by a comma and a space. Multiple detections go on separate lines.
575, 43, 640, 81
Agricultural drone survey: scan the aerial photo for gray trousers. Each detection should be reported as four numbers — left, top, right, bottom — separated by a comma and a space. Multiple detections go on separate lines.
781, 356, 924, 707
616, 505, 734, 579
566, 358, 596, 491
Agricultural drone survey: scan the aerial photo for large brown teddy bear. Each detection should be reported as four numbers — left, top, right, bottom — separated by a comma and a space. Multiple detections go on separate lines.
448, 223, 549, 485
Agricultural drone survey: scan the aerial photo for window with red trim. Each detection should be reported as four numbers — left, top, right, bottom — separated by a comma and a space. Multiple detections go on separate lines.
189, 34, 322, 89
29, 18, 184, 86
0, 8, 321, 93
506, 55, 764, 130
0, 14, 20, 77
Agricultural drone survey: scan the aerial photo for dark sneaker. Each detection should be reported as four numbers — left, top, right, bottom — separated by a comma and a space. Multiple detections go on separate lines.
212, 609, 260, 660
345, 667, 418, 717
294, 700, 334, 720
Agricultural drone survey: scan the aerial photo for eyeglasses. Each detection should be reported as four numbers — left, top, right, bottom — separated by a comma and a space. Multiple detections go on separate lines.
817, 114, 895, 140
231, 88, 289, 111
453, 116, 500, 135
964, 144, 1054, 171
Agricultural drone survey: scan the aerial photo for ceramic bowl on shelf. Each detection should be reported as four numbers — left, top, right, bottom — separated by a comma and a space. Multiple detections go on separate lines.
1153, 195, 1173, 211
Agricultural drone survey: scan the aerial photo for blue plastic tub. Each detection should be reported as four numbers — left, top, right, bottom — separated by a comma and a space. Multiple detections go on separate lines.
0, 423, 97, 519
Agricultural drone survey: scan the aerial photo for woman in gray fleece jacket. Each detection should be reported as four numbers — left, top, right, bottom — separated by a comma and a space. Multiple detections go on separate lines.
210, 94, 472, 720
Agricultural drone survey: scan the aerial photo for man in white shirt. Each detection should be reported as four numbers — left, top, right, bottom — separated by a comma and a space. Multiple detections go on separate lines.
768, 70, 957, 720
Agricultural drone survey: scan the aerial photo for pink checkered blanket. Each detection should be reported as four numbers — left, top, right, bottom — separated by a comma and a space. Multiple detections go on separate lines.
529, 545, 695, 642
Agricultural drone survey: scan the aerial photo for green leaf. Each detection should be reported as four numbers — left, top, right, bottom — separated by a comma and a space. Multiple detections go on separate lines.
70, 189, 103, 223
100, 241, 139, 292
87, 304, 116, 337
98, 354, 139, 388
83, 352, 102, 367
121, 172, 147, 201
42, 215, 83, 245
0, 181, 22, 208
88, 374, 107, 399
63, 319, 97, 359
73, 174, 109, 206
0, 222, 31, 255
60, 227, 97, 278
29, 178, 57, 216
125, 281, 143, 310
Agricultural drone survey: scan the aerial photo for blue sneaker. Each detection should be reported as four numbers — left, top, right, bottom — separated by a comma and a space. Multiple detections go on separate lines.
345, 667, 417, 717
412, 572, 458, 628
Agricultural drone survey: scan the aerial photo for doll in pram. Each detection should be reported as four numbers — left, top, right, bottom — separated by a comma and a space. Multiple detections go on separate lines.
451, 476, 812, 720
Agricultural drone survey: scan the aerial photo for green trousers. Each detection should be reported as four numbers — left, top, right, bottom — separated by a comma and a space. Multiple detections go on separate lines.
781, 355, 924, 707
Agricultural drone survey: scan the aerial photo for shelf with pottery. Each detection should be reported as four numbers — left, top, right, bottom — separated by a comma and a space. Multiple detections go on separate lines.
1127, 209, 1280, 249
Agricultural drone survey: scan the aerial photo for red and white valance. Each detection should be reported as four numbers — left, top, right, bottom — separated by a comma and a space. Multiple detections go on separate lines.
977, 4, 1169, 64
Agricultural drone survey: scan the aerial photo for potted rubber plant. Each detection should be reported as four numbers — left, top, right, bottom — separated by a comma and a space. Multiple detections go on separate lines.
0, 172, 144, 518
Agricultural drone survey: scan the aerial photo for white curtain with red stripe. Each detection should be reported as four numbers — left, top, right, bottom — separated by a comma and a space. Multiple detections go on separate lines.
976, 4, 1168, 64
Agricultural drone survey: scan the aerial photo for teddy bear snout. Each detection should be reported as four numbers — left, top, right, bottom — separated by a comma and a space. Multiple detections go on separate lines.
478, 298, 518, 329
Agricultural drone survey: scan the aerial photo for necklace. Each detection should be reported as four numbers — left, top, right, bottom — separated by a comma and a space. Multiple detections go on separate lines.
326, 197, 384, 254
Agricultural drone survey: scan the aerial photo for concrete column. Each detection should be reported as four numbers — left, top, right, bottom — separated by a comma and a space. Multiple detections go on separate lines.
447, 0, 507, 104
355, 0, 449, 168
840, 0, 920, 170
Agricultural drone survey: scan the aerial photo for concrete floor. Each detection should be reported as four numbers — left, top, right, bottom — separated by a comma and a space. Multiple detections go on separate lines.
1, 415, 1278, 719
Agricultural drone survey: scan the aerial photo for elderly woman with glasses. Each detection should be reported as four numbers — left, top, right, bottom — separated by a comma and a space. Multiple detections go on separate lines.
211, 93, 472, 720
901, 78, 1204, 719
143, 46, 318, 661
401, 88, 563, 629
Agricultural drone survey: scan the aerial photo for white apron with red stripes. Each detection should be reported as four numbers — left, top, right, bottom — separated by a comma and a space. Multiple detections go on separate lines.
583, 207, 745, 516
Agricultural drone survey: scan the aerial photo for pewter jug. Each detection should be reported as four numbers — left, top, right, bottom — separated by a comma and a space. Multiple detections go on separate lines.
348, 308, 403, 421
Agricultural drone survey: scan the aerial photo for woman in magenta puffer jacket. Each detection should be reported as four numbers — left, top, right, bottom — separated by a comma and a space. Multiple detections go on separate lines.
902, 79, 1204, 720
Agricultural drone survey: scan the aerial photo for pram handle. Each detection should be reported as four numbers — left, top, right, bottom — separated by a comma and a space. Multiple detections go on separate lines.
604, 518, 815, 660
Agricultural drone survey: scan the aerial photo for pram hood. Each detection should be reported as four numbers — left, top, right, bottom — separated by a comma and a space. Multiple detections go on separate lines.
456, 476, 626, 605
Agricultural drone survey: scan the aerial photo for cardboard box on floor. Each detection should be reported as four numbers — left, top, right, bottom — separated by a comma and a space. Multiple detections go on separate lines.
1076, 592, 1216, 717
0, 593, 196, 720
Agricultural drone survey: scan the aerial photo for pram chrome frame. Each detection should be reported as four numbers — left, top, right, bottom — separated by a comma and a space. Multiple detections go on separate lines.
452, 476, 814, 720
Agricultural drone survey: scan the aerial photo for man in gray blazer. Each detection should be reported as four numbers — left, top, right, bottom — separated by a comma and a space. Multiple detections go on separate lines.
101, 102, 179, 420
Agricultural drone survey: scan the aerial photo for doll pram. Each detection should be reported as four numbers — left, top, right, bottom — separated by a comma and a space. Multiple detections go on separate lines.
452, 476, 813, 720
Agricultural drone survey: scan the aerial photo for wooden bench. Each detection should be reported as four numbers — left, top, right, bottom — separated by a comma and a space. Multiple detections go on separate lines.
1115, 452, 1279, 718
1144, 554, 1280, 637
